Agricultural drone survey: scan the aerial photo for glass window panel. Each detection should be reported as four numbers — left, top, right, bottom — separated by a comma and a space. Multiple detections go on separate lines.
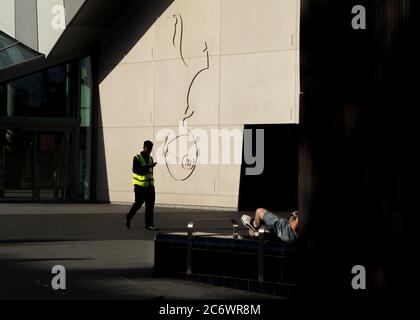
0, 129, 34, 200
0, 31, 39, 69
0, 62, 77, 118
37, 131, 72, 200
78, 57, 93, 200
0, 32, 16, 49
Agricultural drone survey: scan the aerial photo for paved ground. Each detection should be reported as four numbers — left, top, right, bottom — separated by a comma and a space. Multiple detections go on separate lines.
0, 204, 287, 300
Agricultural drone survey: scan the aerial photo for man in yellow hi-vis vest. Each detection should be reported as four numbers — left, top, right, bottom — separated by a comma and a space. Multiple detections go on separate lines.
125, 140, 157, 231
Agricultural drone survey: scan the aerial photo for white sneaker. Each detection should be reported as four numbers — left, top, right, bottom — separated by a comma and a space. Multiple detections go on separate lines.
241, 215, 257, 236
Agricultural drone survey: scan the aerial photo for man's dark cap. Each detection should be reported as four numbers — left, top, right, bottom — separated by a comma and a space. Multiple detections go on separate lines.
144, 140, 153, 147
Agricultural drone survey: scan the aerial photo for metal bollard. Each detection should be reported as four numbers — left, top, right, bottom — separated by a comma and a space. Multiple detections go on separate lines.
187, 222, 194, 277
258, 225, 266, 283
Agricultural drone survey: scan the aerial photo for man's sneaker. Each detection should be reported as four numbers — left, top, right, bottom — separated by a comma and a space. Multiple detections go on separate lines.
125, 218, 131, 230
146, 226, 158, 231
241, 215, 257, 236
288, 211, 299, 219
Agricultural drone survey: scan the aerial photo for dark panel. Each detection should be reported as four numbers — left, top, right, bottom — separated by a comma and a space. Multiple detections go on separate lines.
299, 0, 419, 304
15, 0, 38, 51
238, 124, 298, 212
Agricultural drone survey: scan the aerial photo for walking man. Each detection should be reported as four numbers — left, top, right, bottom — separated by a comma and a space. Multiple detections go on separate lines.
125, 140, 157, 231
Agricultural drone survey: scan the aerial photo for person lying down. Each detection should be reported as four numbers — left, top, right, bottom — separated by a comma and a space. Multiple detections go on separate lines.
241, 208, 299, 243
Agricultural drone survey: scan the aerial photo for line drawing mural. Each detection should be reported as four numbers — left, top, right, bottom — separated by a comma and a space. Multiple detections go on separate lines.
183, 42, 209, 124
171, 14, 188, 67
163, 13, 210, 181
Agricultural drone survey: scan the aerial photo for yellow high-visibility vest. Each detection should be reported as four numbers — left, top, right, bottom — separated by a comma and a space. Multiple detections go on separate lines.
132, 154, 154, 187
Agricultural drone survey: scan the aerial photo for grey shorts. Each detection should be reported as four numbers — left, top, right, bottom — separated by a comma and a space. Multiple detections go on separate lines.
262, 210, 297, 243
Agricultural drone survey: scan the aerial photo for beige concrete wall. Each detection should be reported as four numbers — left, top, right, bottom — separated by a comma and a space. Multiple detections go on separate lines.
98, 0, 300, 209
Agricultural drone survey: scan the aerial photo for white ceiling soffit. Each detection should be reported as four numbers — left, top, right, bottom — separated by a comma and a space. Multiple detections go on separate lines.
48, 0, 128, 58
0, 0, 15, 38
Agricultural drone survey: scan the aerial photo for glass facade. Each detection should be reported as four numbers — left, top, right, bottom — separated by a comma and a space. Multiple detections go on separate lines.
0, 128, 33, 199
78, 57, 93, 201
37, 131, 73, 200
0, 63, 77, 118
0, 31, 40, 70
0, 57, 93, 202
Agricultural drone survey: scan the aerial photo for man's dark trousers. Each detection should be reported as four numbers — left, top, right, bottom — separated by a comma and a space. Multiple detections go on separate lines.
127, 185, 155, 227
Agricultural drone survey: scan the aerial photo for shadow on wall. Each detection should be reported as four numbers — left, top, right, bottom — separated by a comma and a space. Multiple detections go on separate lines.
238, 124, 299, 212
94, 90, 109, 202
94, 0, 176, 202
98, 0, 175, 83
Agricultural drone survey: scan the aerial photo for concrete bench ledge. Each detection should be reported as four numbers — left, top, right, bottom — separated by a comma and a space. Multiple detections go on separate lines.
154, 232, 297, 298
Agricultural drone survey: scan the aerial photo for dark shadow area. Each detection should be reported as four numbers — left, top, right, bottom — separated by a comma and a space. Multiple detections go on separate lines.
93, 87, 110, 202
299, 0, 419, 305
238, 124, 299, 211
0, 260, 155, 299
0, 258, 275, 300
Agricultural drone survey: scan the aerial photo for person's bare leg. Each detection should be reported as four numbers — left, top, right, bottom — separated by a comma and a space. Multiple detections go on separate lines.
289, 215, 299, 232
254, 208, 266, 228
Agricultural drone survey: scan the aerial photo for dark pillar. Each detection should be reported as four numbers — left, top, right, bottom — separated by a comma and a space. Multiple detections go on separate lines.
299, 0, 418, 304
